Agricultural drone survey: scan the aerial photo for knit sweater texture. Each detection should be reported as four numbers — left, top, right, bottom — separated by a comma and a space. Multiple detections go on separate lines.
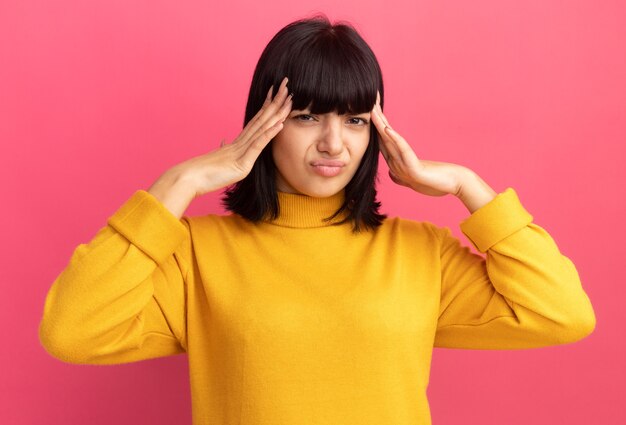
39, 187, 596, 424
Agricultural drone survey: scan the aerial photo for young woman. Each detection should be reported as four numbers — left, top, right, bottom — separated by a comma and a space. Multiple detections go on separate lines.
39, 15, 596, 425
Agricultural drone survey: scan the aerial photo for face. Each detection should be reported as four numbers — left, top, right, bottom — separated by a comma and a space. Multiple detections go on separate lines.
271, 105, 372, 198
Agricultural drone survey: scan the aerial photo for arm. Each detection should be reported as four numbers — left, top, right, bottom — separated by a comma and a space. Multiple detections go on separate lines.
369, 98, 595, 349
38, 190, 193, 364
434, 186, 596, 349
39, 78, 295, 364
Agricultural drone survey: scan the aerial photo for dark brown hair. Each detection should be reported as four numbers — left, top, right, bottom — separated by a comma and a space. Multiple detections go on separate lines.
221, 14, 387, 233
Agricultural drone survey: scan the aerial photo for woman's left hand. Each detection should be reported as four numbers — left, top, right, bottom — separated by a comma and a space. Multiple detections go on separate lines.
371, 92, 469, 198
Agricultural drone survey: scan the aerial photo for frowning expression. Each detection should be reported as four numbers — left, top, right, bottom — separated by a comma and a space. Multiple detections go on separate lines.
271, 107, 372, 198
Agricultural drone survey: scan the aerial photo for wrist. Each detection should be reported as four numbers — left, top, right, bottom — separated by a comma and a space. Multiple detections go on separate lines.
148, 170, 196, 219
456, 169, 497, 214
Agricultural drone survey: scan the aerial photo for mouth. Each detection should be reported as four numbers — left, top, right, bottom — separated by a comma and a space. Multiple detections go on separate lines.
310, 160, 345, 167
310, 163, 344, 177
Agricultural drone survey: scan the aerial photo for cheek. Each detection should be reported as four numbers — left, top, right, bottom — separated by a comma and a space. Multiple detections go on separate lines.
351, 133, 371, 161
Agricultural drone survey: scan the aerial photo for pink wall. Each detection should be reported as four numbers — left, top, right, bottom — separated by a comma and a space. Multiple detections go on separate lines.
2, 0, 623, 423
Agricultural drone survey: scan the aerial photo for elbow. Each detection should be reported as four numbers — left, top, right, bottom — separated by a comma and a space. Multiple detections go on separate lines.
554, 306, 597, 345
39, 287, 87, 364
571, 297, 597, 342
573, 309, 597, 341
40, 338, 83, 365
39, 315, 147, 365
38, 318, 91, 364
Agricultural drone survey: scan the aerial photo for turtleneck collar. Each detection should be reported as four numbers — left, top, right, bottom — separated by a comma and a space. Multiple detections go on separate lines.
262, 190, 351, 228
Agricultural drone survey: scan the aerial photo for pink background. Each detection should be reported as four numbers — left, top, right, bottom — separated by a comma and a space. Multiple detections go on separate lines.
2, 0, 624, 424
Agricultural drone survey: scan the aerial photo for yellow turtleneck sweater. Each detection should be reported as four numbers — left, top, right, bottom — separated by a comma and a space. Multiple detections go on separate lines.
38, 187, 595, 425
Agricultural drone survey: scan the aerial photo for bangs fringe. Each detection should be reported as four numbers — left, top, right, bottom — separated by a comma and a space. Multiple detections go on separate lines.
285, 34, 379, 115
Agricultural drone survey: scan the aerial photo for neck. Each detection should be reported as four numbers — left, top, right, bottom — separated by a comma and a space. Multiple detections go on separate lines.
262, 189, 351, 228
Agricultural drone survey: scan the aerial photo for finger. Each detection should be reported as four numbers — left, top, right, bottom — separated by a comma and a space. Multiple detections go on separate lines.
378, 136, 390, 161
237, 78, 287, 143
371, 105, 401, 161
372, 102, 394, 136
249, 86, 274, 123
260, 85, 273, 108
236, 81, 285, 144
245, 88, 292, 145
247, 85, 275, 126
373, 104, 408, 162
380, 128, 402, 163
236, 77, 289, 144
385, 127, 415, 158
240, 120, 285, 167
384, 125, 420, 164
375, 103, 391, 129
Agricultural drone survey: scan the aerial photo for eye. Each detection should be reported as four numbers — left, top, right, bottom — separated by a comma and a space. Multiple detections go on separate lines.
294, 114, 316, 121
348, 117, 369, 125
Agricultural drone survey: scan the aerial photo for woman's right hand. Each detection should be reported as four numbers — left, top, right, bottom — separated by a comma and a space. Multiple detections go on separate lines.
148, 77, 293, 218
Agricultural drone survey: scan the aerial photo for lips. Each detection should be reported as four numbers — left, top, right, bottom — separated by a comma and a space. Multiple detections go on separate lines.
310, 160, 345, 167
310, 161, 345, 177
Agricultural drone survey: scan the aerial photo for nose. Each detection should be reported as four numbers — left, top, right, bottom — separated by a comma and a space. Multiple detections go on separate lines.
316, 116, 344, 157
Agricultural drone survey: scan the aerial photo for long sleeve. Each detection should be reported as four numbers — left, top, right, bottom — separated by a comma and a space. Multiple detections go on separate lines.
38, 190, 193, 365
433, 187, 596, 350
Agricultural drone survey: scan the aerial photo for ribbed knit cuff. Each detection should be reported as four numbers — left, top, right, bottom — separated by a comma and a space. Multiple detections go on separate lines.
107, 190, 189, 265
459, 187, 534, 253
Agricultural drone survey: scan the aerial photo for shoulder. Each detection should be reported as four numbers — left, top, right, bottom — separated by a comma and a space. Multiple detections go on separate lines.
183, 212, 250, 235
378, 214, 445, 245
